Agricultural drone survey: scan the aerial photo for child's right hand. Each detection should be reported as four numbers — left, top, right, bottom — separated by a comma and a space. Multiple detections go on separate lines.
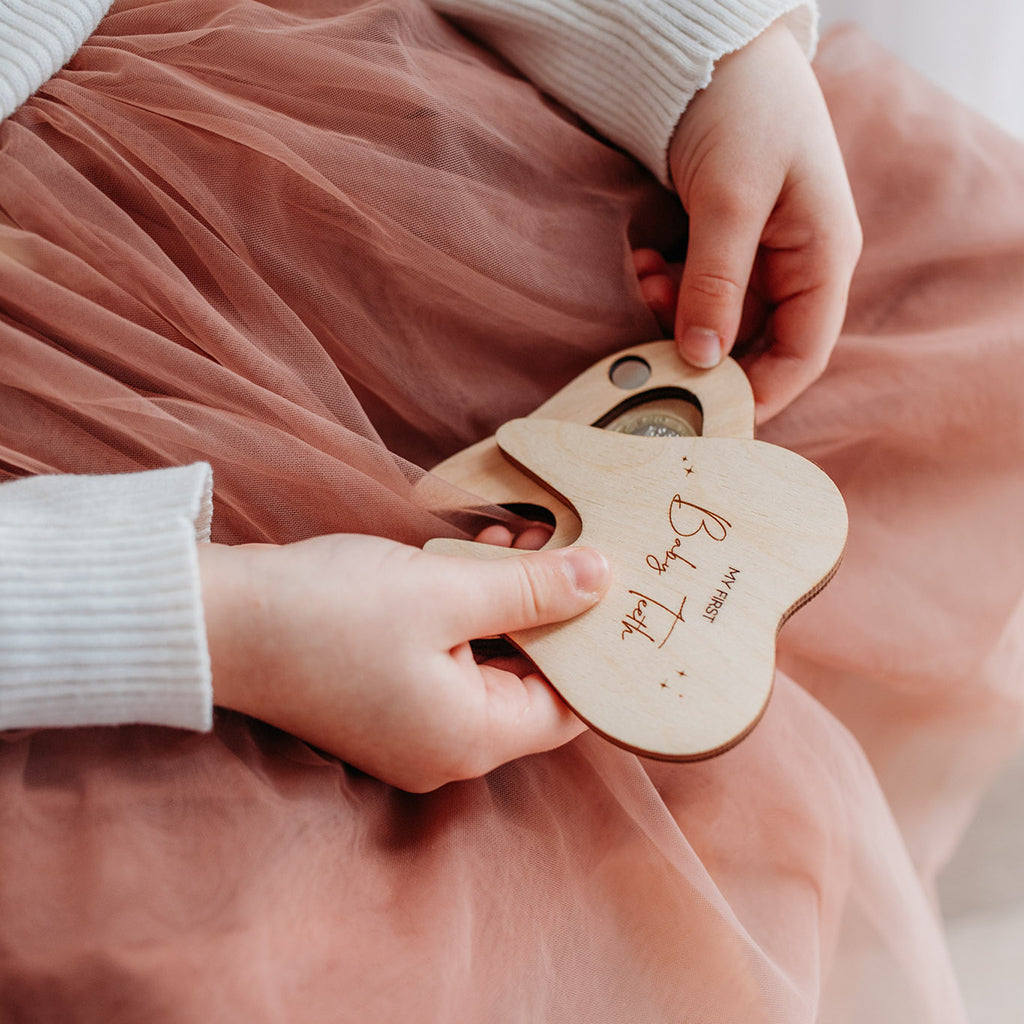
198, 535, 608, 792
638, 18, 862, 422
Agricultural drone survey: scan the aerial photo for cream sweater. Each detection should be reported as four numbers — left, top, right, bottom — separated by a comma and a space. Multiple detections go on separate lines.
0, 0, 816, 731
0, 464, 214, 729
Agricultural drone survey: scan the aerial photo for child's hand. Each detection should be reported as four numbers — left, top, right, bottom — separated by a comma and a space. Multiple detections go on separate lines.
199, 536, 608, 792
638, 19, 862, 422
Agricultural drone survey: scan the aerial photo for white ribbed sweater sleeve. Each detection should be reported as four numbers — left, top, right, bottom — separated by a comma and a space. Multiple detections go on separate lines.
0, 0, 110, 120
431, 0, 818, 182
0, 464, 214, 731
1, 0, 815, 182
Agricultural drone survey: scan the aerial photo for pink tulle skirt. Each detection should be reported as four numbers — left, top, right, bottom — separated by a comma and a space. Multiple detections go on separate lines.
2, 2, 1023, 1021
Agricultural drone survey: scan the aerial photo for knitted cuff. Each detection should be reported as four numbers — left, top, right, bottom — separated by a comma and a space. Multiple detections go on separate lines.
0, 0, 110, 120
0, 464, 214, 731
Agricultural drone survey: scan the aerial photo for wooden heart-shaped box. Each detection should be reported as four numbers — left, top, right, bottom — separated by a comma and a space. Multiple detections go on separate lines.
426, 342, 847, 760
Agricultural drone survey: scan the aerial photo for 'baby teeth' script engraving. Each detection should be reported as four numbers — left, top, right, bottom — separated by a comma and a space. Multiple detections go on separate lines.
623, 483, 733, 653
620, 592, 687, 648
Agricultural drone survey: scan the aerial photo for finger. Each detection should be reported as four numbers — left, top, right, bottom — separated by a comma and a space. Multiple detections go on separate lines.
467, 663, 587, 775
632, 248, 669, 278
638, 274, 678, 336
674, 192, 772, 369
439, 545, 610, 642
736, 268, 770, 348
475, 521, 551, 551
743, 202, 861, 421
742, 278, 845, 422
475, 524, 515, 547
511, 524, 553, 550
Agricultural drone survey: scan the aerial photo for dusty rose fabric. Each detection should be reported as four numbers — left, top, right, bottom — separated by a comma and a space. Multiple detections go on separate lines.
0, 0, 677, 545
1, 3, 1022, 1021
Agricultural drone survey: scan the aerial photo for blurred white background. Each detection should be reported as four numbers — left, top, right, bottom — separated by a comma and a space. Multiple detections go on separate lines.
820, 0, 1024, 137
817, 3, 1024, 1021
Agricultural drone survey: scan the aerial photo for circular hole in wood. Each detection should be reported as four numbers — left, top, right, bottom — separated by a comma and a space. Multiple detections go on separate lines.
609, 355, 652, 390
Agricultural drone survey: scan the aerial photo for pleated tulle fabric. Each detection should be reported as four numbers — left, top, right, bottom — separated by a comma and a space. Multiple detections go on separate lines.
1, 3, 1022, 1021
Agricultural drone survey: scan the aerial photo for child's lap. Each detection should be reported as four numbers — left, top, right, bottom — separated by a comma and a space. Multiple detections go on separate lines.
0, 0, 677, 503
1, 15, 1023, 1020
0, 674, 943, 1022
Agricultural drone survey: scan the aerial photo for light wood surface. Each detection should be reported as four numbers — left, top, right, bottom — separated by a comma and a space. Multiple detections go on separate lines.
493, 420, 846, 758
428, 341, 753, 549
426, 341, 847, 759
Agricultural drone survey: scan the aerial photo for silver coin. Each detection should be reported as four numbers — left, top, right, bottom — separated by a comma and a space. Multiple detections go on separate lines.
605, 408, 698, 438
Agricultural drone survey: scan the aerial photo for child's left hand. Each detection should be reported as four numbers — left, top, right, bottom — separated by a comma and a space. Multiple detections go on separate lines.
200, 534, 608, 792
636, 19, 862, 422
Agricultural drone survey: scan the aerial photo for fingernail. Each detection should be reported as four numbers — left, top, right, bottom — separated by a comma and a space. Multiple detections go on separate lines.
680, 327, 722, 368
562, 547, 610, 595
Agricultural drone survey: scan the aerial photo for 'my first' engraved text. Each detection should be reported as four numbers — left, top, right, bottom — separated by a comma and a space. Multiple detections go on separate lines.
703, 567, 741, 623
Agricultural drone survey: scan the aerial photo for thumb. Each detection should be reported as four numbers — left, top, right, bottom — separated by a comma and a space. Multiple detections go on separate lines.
674, 199, 766, 369
441, 546, 610, 642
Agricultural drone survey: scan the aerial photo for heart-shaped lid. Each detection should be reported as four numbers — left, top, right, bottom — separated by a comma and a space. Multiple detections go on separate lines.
490, 419, 847, 759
